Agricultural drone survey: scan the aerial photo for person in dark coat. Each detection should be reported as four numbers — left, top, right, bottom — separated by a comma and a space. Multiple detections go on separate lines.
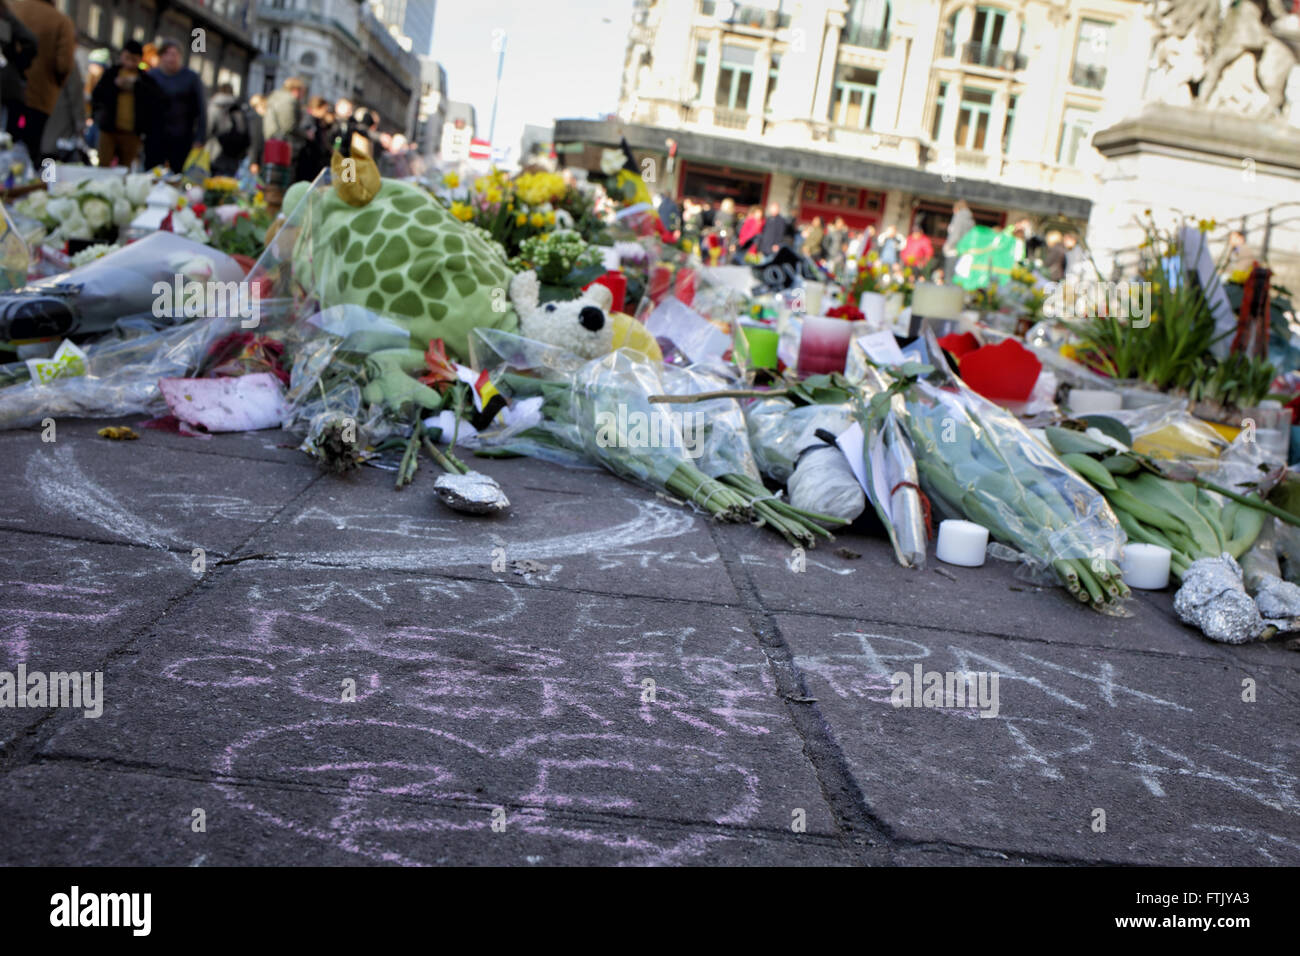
144, 39, 205, 173
757, 201, 793, 253
91, 41, 158, 167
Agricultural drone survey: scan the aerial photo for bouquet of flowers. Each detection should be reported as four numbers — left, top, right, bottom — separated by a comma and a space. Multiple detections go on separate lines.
509, 229, 604, 297
15, 171, 156, 246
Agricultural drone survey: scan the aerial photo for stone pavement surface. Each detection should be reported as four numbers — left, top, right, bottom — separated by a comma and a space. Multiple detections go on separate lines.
0, 419, 1297, 866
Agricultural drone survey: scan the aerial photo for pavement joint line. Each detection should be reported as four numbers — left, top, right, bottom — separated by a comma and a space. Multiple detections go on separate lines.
703, 521, 895, 858
0, 523, 237, 559
21, 752, 853, 851
0, 470, 328, 779
183, 547, 1300, 676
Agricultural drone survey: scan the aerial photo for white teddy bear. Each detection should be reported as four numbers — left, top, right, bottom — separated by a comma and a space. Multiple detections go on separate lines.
508, 269, 615, 359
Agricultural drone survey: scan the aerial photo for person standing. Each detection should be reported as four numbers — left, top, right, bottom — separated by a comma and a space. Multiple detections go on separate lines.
902, 226, 933, 269
715, 197, 736, 257
92, 41, 155, 168
824, 216, 848, 276
262, 75, 309, 172
294, 94, 332, 182
1063, 232, 1084, 278
801, 215, 825, 261
877, 224, 900, 265
145, 39, 205, 173
8, 0, 74, 160
205, 82, 252, 176
1043, 230, 1067, 281
657, 192, 680, 233
758, 201, 791, 253
246, 93, 266, 176
0, 0, 36, 137
737, 206, 763, 259
943, 199, 974, 276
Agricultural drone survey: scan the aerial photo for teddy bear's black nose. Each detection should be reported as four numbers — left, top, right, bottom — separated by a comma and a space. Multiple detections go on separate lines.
579, 306, 605, 332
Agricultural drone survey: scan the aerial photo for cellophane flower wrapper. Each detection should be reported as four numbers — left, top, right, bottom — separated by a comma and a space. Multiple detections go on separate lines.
0, 313, 245, 429
852, 363, 926, 570
897, 330, 1125, 576
745, 396, 856, 484
280, 305, 412, 449
471, 328, 760, 493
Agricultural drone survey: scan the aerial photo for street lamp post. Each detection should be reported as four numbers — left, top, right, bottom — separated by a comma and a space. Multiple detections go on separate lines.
487, 32, 507, 150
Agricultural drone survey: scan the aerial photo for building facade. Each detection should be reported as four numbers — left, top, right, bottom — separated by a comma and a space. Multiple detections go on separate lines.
561, 0, 1152, 241
248, 0, 420, 135
369, 0, 435, 56
60, 0, 259, 95
416, 57, 448, 156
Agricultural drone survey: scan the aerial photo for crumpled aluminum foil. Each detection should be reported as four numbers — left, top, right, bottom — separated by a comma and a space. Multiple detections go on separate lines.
1253, 575, 1300, 630
433, 472, 510, 515
1173, 554, 1266, 644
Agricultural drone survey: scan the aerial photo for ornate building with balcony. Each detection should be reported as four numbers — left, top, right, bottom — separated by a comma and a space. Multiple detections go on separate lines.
558, 0, 1150, 240
248, 0, 420, 135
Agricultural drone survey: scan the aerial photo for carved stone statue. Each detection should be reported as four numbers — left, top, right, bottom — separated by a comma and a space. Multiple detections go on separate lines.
1150, 0, 1300, 116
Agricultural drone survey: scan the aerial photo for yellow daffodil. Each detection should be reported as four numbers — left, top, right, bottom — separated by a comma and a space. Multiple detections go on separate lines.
442, 172, 459, 188
529, 212, 545, 227
515, 212, 527, 226
450, 201, 474, 222
485, 187, 503, 204
545, 210, 556, 225
474, 176, 490, 194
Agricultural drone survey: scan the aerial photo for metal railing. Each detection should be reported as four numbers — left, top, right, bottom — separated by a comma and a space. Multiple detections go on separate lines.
962, 41, 1026, 71
1071, 63, 1107, 90
842, 25, 890, 50
714, 107, 750, 129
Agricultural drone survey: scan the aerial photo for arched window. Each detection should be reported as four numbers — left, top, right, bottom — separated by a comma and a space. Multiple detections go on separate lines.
268, 29, 281, 55
301, 51, 317, 68
843, 0, 890, 51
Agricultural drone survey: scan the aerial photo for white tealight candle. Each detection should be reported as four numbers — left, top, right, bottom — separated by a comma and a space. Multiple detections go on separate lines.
1121, 543, 1171, 590
936, 519, 989, 567
910, 283, 964, 320
1068, 389, 1123, 415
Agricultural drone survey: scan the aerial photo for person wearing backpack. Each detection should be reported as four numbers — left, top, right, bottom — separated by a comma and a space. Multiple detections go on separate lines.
91, 40, 157, 168
206, 82, 250, 175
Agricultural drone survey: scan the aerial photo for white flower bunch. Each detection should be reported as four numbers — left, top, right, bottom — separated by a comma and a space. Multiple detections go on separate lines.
125, 173, 154, 206
68, 243, 120, 268
170, 206, 209, 244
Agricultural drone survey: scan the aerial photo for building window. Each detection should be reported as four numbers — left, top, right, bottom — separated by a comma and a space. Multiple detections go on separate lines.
829, 66, 878, 130
269, 29, 281, 55
843, 0, 890, 50
765, 54, 780, 112
955, 87, 994, 150
930, 81, 948, 139
1072, 20, 1111, 90
1058, 106, 1097, 166
264, 71, 277, 95
1002, 93, 1017, 152
88, 4, 102, 36
301, 51, 317, 67
700, 0, 716, 14
111, 15, 126, 48
965, 6, 1006, 67
693, 40, 708, 101
942, 13, 957, 57
715, 43, 755, 111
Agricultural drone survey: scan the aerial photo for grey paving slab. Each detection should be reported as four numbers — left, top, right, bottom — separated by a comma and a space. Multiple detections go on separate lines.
32, 564, 838, 863
0, 763, 859, 866
727, 519, 1228, 658
243, 450, 742, 605
0, 532, 196, 749
778, 612, 1300, 864
0, 424, 318, 553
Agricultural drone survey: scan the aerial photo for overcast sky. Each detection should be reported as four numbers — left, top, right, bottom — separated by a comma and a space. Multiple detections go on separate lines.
430, 0, 634, 157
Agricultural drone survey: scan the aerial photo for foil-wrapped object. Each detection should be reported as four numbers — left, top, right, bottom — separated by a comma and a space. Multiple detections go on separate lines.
1173, 554, 1266, 644
433, 472, 510, 515
1253, 575, 1300, 630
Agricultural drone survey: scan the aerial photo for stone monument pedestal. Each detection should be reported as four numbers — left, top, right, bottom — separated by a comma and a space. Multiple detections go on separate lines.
1088, 104, 1300, 290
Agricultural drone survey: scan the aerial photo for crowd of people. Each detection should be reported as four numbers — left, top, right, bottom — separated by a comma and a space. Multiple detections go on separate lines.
655, 188, 1088, 287
0, 0, 422, 182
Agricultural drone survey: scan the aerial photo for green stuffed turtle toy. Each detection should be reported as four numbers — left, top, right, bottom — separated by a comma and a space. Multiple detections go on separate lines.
281, 160, 518, 361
